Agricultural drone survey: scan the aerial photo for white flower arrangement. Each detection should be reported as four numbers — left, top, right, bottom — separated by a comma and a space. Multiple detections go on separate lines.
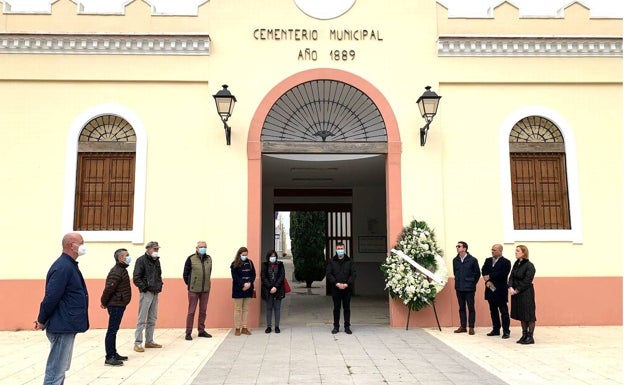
381, 220, 448, 311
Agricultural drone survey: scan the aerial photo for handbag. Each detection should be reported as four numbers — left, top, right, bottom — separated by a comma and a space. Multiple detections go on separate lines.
283, 277, 291, 294
252, 288, 257, 298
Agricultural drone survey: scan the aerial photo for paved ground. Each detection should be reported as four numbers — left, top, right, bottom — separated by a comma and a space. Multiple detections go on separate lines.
1, 325, 620, 385
4, 258, 621, 384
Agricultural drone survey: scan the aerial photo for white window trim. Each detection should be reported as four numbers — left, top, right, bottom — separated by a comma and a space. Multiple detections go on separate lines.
62, 104, 147, 243
499, 106, 583, 244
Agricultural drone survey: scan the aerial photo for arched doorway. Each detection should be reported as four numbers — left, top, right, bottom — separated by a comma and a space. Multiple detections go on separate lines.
247, 69, 403, 326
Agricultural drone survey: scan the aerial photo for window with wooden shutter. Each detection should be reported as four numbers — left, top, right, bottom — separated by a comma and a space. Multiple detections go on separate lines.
74, 115, 136, 231
509, 117, 571, 230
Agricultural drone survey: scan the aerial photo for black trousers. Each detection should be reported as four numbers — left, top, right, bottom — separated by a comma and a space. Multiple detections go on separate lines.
332, 287, 351, 328
456, 290, 475, 328
488, 299, 510, 333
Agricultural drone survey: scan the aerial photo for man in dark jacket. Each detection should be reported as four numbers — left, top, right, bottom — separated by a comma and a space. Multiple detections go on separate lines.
452, 241, 480, 335
482, 244, 512, 339
326, 242, 356, 334
101, 248, 132, 366
35, 232, 89, 385
182, 241, 213, 341
132, 241, 164, 352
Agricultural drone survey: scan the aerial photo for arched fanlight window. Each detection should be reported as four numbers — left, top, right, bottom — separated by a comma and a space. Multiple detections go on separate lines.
74, 115, 136, 231
509, 116, 570, 230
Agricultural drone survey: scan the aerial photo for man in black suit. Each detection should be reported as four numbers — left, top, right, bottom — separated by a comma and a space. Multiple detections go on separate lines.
481, 244, 512, 339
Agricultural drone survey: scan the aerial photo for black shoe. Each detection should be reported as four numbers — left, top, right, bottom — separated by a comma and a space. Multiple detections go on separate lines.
331, 327, 339, 334
486, 330, 500, 336
185, 334, 192, 341
345, 327, 352, 334
105, 357, 124, 366
274, 326, 280, 333
502, 332, 510, 339
517, 332, 527, 343
265, 327, 272, 333
198, 331, 212, 338
520, 334, 535, 344
114, 353, 128, 361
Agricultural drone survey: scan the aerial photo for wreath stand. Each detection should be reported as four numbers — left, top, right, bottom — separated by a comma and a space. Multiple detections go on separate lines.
405, 276, 442, 331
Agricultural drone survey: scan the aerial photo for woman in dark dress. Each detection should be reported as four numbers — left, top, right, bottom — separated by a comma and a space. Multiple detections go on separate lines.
261, 249, 285, 333
508, 245, 536, 344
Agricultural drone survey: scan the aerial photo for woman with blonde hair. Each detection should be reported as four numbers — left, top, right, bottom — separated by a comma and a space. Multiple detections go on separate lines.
230, 246, 256, 336
508, 245, 537, 344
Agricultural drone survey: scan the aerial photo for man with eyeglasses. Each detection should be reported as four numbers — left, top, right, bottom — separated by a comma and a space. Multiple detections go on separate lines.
452, 241, 480, 335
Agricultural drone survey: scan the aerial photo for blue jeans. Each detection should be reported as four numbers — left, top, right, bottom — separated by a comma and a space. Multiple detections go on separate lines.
44, 331, 76, 385
105, 306, 126, 359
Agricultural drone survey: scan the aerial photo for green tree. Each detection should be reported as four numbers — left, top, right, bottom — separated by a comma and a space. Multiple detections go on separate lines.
290, 211, 326, 288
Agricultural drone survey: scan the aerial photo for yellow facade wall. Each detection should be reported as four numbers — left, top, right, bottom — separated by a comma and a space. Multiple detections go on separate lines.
0, 0, 621, 327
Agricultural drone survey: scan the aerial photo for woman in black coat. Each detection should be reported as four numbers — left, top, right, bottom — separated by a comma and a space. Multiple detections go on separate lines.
508, 245, 536, 344
261, 249, 285, 333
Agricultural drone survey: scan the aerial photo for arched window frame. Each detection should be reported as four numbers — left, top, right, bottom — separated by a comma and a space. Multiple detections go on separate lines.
62, 104, 147, 243
499, 106, 582, 244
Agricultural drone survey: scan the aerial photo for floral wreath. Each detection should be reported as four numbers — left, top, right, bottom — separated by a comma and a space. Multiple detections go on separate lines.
381, 219, 448, 311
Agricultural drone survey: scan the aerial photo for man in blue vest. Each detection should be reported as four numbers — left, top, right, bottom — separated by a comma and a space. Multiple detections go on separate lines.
36, 232, 89, 385
183, 240, 213, 340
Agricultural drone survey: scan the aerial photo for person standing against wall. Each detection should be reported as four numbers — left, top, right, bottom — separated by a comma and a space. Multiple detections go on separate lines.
100, 248, 132, 366
326, 242, 356, 334
508, 245, 537, 344
261, 249, 285, 333
132, 241, 163, 352
481, 244, 512, 339
182, 240, 213, 341
35, 232, 89, 385
230, 246, 256, 336
452, 241, 480, 335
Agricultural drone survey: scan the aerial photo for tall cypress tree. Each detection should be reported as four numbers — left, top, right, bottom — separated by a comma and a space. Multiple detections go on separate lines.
290, 211, 326, 288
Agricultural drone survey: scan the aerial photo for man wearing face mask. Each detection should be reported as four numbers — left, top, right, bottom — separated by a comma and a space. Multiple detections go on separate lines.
326, 241, 356, 334
132, 241, 164, 352
100, 248, 132, 366
182, 241, 213, 341
35, 232, 89, 385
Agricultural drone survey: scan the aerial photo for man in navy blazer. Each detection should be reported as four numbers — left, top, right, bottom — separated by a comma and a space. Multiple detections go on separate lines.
452, 241, 480, 335
36, 232, 90, 385
481, 244, 512, 338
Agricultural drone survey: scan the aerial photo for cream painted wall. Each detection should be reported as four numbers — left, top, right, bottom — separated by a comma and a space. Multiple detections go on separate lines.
438, 83, 622, 277
0, 0, 621, 284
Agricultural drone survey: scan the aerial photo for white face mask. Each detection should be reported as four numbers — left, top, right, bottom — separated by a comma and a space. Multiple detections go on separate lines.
269, 256, 277, 263
151, 251, 159, 258
77, 244, 87, 256
125, 256, 132, 265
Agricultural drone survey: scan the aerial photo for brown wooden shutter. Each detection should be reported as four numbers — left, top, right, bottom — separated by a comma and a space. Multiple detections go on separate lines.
74, 152, 135, 230
510, 153, 570, 230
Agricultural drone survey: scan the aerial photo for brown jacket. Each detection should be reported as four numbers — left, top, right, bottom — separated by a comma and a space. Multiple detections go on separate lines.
101, 262, 132, 307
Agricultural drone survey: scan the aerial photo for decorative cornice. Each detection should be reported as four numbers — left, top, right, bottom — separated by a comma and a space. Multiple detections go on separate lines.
0, 33, 211, 55
2, 0, 209, 16
438, 36, 622, 57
